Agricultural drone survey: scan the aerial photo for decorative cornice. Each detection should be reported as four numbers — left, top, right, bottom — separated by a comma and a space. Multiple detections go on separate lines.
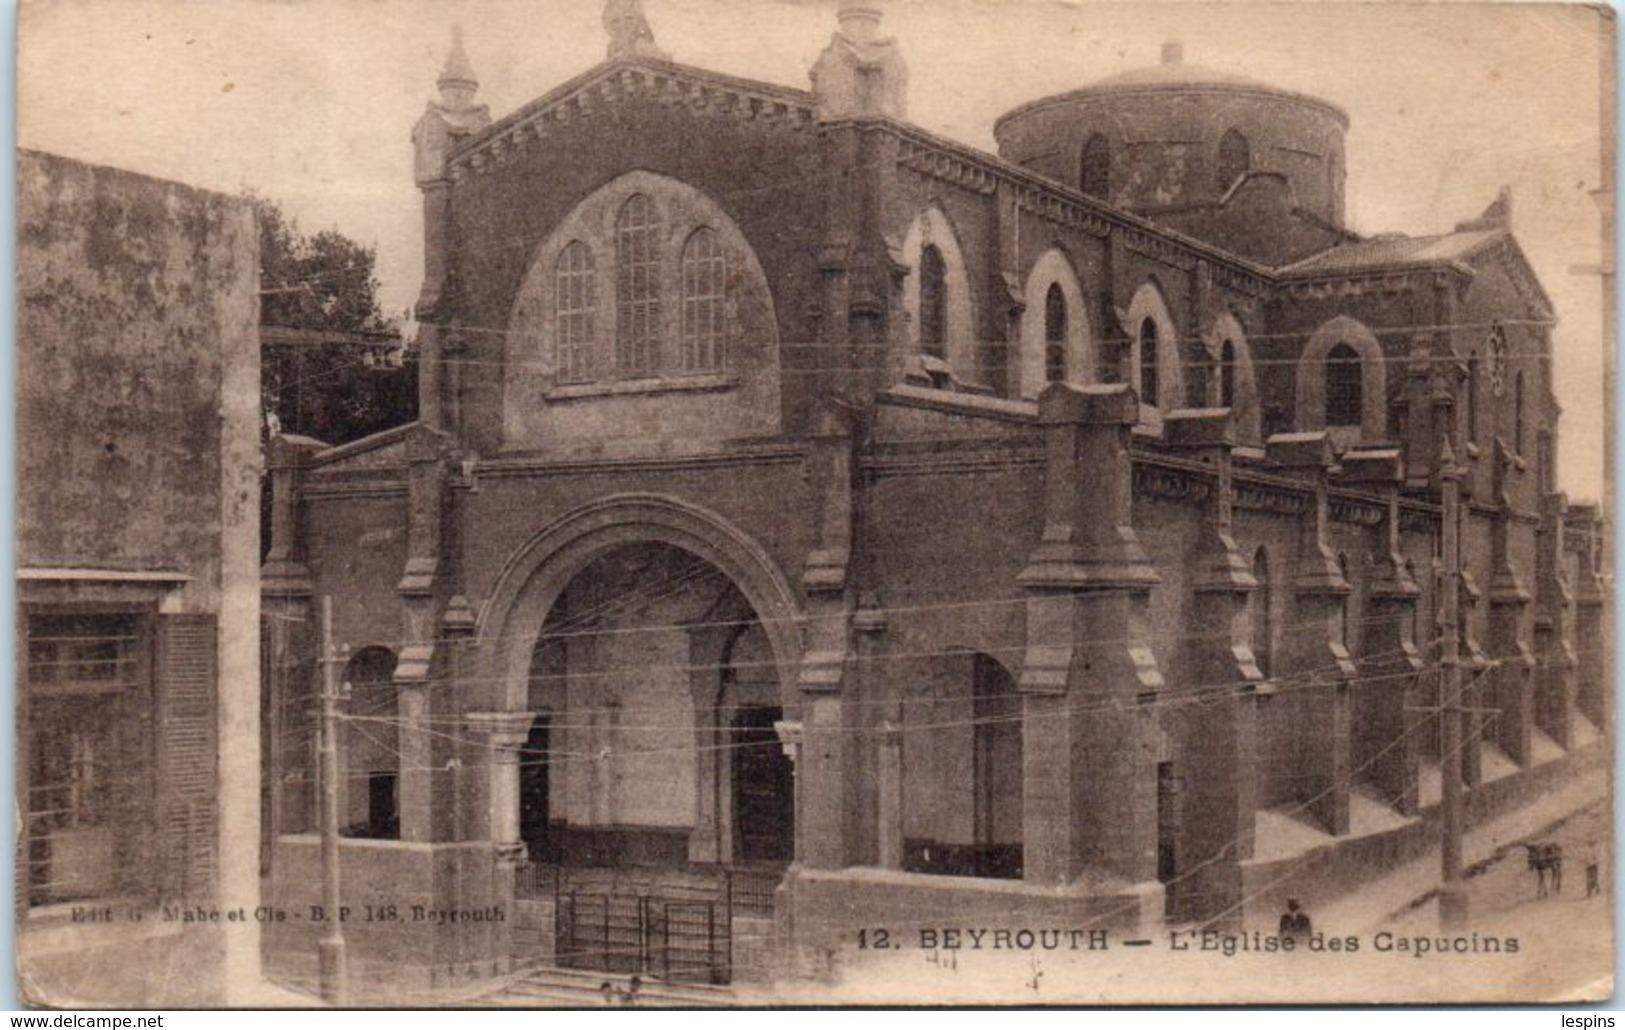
301, 481, 410, 501
896, 138, 1000, 196
1327, 491, 1385, 527
1278, 272, 1419, 301
1132, 460, 1212, 504
861, 444, 1043, 479
475, 444, 806, 481
1232, 473, 1311, 516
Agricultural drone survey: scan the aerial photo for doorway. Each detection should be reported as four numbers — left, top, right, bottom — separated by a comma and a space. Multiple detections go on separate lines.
730, 706, 793, 864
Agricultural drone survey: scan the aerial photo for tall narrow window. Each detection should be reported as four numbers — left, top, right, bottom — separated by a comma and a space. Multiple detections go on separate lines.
1514, 371, 1526, 453
1044, 283, 1067, 383
919, 244, 947, 359
1252, 548, 1272, 678
1138, 317, 1160, 406
1220, 340, 1237, 408
615, 194, 661, 377
555, 241, 596, 383
1325, 343, 1362, 427
1082, 134, 1111, 199
1466, 351, 1479, 441
680, 227, 726, 374
1217, 129, 1250, 189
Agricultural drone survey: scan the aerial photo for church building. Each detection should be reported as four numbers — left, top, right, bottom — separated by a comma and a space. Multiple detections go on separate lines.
261, 2, 1609, 991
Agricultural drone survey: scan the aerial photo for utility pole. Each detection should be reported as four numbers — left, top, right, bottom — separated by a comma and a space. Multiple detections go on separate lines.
1437, 437, 1469, 932
317, 596, 350, 1005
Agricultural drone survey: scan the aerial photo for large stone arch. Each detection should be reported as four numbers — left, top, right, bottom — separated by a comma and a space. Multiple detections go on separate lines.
901, 204, 979, 386
476, 493, 803, 714
1297, 314, 1387, 443
1018, 247, 1094, 399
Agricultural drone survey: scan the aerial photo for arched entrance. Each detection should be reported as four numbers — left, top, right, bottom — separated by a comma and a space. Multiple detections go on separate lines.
518, 541, 794, 871
478, 496, 803, 981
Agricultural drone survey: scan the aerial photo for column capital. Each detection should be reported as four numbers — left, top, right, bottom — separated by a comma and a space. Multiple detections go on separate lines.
466, 711, 537, 751
774, 719, 805, 759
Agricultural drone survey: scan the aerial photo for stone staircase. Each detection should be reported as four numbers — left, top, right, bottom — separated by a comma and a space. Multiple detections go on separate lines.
475, 964, 739, 1008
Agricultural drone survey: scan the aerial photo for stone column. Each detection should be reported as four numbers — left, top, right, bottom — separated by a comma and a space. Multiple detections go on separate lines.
852, 601, 896, 870
1484, 440, 1536, 765
1535, 492, 1578, 747
1339, 451, 1423, 813
1458, 573, 1491, 787
1569, 507, 1609, 730
397, 684, 432, 844
1017, 384, 1163, 887
1163, 411, 1259, 922
465, 711, 533, 976
1268, 433, 1353, 837
466, 713, 535, 853
686, 622, 732, 866
774, 720, 806, 865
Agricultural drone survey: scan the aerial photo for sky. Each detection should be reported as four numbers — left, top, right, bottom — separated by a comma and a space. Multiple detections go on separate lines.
15, 0, 1613, 497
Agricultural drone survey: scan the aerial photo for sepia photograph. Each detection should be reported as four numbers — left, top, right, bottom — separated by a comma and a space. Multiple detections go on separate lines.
11, 0, 1617, 1008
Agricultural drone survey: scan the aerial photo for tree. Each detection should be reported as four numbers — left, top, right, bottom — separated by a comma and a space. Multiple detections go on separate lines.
252, 194, 417, 446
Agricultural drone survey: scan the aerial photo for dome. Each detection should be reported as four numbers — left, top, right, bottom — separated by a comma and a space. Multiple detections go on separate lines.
995, 42, 1347, 131
992, 40, 1351, 253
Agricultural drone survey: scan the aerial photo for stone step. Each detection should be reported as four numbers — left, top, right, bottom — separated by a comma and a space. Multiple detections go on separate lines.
482, 963, 736, 1008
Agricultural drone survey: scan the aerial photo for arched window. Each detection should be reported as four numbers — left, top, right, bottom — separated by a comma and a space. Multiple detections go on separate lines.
1082, 134, 1111, 199
1218, 129, 1250, 189
1138, 317, 1160, 406
1514, 371, 1526, 453
555, 241, 596, 383
1252, 547, 1272, 679
680, 227, 726, 374
919, 244, 948, 359
1220, 339, 1237, 408
1044, 283, 1067, 383
1325, 343, 1363, 427
615, 194, 661, 377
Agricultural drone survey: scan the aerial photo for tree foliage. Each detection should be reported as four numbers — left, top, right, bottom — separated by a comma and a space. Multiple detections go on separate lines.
252, 194, 417, 446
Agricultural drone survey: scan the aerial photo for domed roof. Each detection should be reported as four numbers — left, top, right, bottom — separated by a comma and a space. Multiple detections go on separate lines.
995, 41, 1348, 130
1086, 42, 1277, 91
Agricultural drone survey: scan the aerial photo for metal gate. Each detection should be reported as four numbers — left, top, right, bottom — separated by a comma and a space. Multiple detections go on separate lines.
554, 873, 730, 984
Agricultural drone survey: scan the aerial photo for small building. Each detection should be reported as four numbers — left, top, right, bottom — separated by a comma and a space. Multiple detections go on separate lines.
261, 4, 1609, 993
15, 149, 261, 1005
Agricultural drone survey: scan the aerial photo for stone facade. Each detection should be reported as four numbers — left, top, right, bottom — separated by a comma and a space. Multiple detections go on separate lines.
262, 7, 1606, 991
15, 149, 262, 1005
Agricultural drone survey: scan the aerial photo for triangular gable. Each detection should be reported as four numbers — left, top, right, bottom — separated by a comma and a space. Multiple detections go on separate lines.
1465, 233, 1556, 320
448, 57, 816, 167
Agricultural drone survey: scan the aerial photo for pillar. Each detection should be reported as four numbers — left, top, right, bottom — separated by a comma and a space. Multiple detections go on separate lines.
1267, 433, 1353, 836
1017, 384, 1163, 887
1570, 507, 1609, 729
1485, 439, 1536, 765
1339, 451, 1422, 813
774, 720, 806, 865
1534, 492, 1578, 747
466, 711, 534, 974
1163, 411, 1259, 921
